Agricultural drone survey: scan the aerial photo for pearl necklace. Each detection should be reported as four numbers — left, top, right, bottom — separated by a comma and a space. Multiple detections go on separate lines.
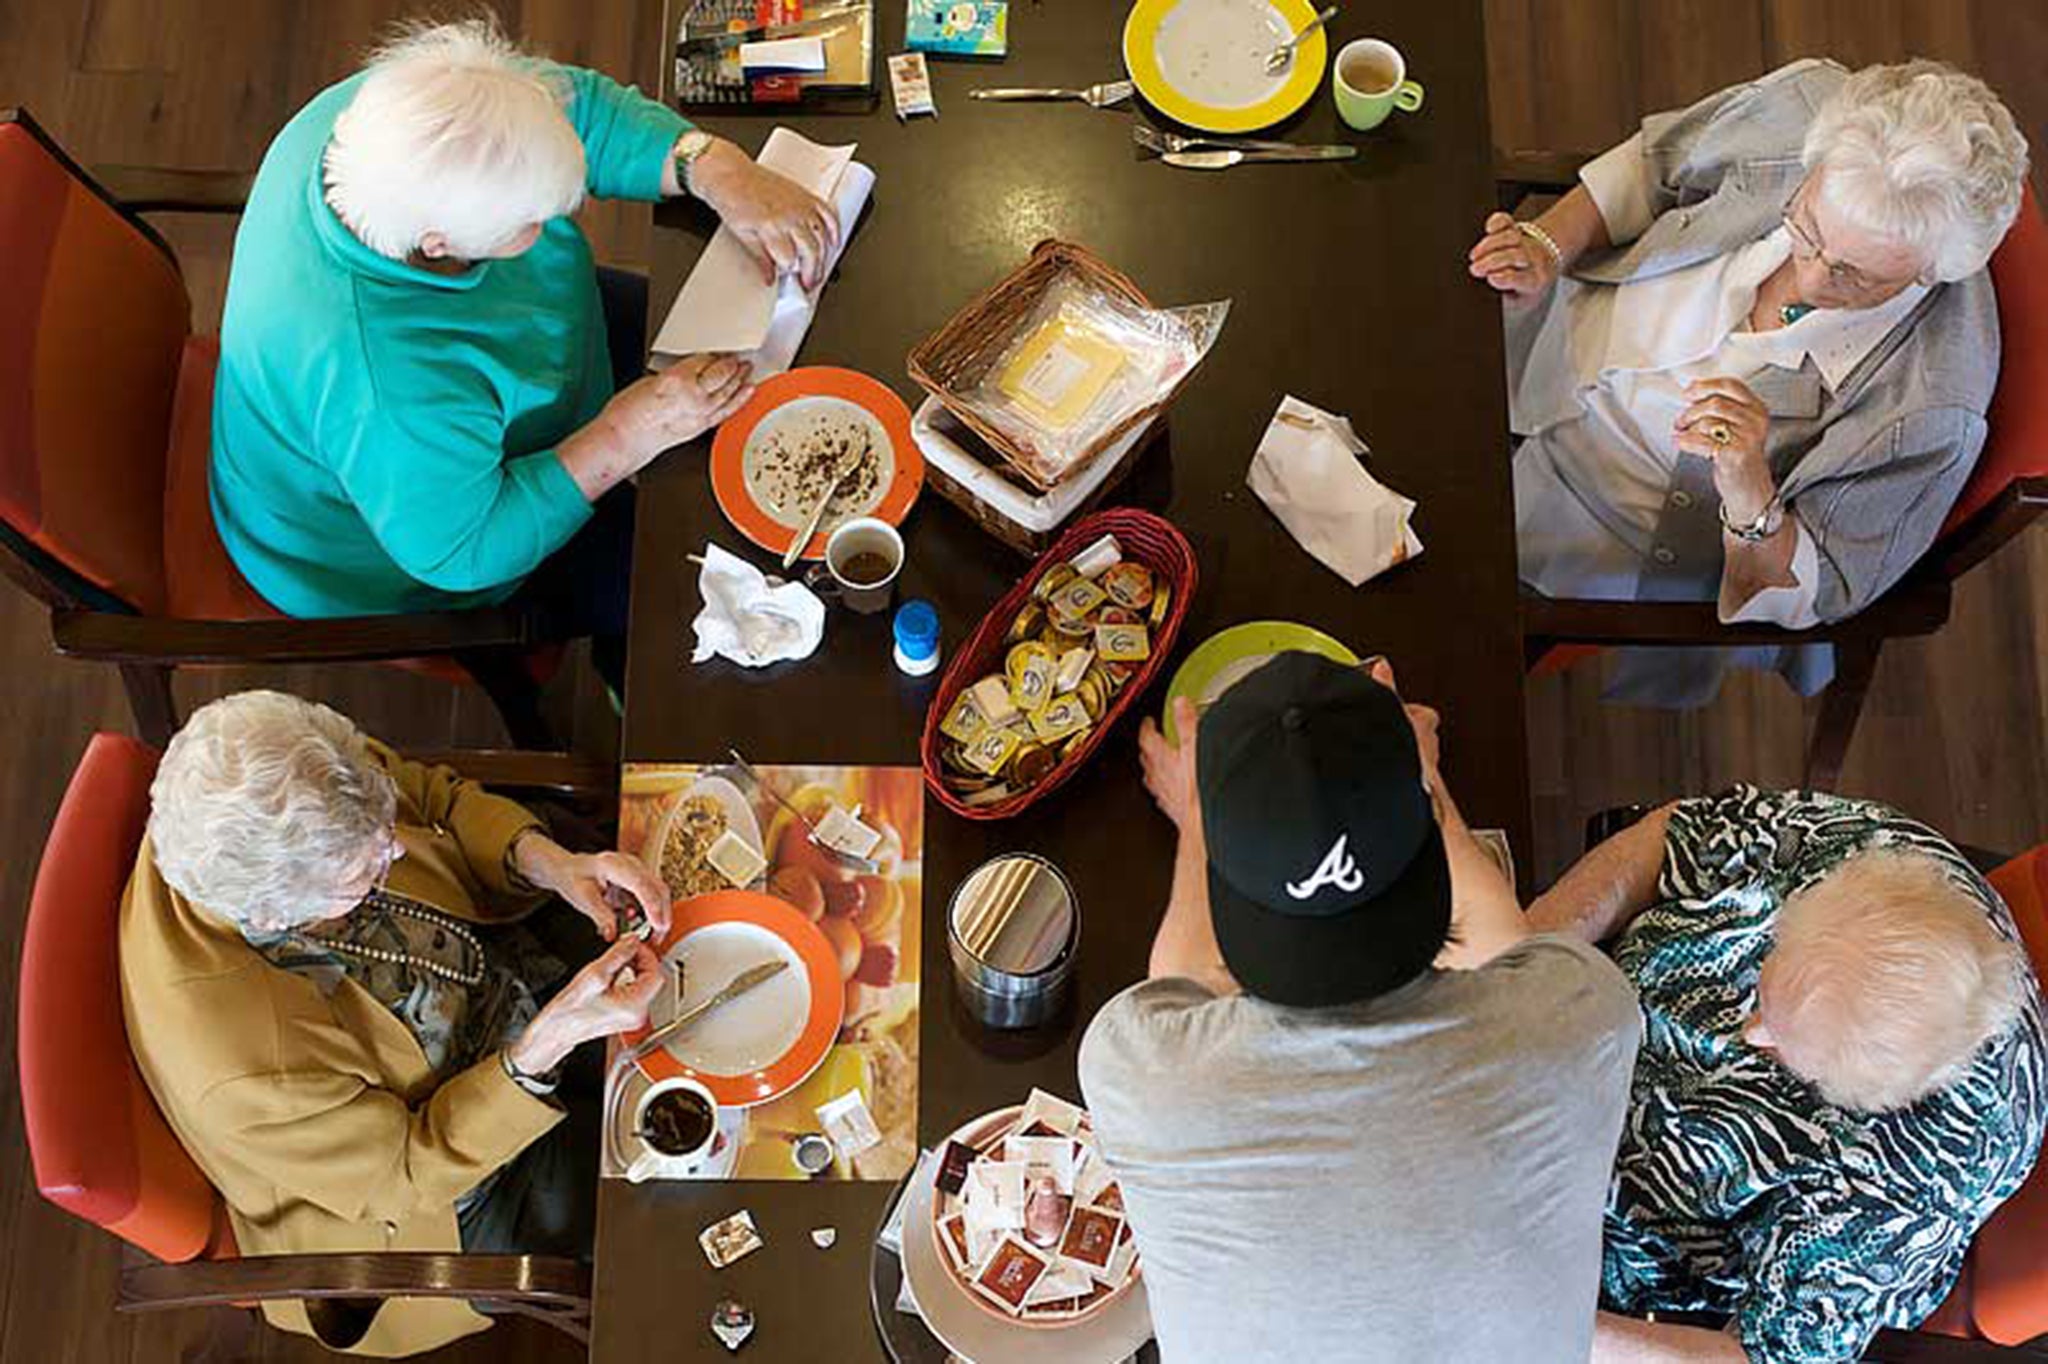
291, 890, 487, 988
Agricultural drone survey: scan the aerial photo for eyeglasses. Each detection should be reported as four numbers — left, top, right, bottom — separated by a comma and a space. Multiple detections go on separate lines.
1781, 181, 1880, 295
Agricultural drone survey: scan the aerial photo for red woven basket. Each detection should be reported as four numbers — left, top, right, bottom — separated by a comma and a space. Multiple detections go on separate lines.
922, 508, 1198, 821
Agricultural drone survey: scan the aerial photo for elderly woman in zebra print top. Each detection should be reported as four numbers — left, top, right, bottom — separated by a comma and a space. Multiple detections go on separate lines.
1523, 785, 2046, 1364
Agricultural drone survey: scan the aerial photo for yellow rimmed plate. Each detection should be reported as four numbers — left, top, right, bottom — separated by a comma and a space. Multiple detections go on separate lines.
1123, 0, 1329, 135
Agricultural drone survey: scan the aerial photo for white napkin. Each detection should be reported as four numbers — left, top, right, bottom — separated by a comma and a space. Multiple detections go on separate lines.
689, 543, 825, 667
650, 128, 877, 378
1247, 395, 1423, 587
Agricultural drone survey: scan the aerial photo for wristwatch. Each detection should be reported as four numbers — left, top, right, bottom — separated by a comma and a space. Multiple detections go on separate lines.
1719, 495, 1786, 543
502, 1048, 562, 1098
673, 129, 716, 191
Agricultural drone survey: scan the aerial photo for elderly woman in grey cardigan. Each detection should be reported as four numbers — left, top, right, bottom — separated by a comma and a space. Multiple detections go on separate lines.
1473, 59, 2028, 706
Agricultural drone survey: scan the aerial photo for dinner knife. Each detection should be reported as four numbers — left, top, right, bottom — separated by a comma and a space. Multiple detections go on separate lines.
1161, 146, 1358, 170
626, 960, 789, 1066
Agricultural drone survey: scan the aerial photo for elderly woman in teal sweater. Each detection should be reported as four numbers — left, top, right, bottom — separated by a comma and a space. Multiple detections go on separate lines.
211, 20, 838, 689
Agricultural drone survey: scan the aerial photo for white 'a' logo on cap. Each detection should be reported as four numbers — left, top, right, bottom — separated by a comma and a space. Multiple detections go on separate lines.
1286, 834, 1366, 901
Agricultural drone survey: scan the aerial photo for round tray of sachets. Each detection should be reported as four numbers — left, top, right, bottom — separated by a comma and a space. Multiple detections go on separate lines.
921, 508, 1196, 821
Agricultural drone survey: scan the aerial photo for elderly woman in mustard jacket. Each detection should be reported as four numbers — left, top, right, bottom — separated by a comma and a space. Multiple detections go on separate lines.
121, 691, 669, 1356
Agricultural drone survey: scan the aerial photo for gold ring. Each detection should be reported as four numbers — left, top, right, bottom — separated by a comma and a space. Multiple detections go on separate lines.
1707, 422, 1734, 447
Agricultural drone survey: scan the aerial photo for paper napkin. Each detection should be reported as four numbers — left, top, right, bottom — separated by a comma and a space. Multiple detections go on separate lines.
651, 128, 877, 378
689, 543, 825, 668
1247, 395, 1423, 587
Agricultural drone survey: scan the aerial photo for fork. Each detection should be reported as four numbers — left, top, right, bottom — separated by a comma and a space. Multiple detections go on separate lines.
1132, 124, 1317, 156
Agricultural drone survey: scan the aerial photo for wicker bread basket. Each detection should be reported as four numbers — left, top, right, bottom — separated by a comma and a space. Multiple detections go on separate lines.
908, 240, 1189, 498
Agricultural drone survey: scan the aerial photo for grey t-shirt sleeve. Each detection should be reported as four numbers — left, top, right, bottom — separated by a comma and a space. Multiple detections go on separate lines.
1078, 976, 1224, 1123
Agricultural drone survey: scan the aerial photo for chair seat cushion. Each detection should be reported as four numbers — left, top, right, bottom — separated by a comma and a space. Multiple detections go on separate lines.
161, 336, 275, 622
1943, 186, 2046, 534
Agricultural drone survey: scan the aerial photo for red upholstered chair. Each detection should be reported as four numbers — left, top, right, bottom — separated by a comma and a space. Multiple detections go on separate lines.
1508, 158, 2048, 790
19, 733, 599, 1348
0, 107, 568, 749
1915, 845, 2048, 1350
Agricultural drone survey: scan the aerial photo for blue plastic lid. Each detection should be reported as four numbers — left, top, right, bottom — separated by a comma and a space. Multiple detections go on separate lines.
894, 599, 940, 656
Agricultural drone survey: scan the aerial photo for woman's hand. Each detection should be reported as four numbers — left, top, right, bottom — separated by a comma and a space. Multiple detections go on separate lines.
688, 139, 841, 290
1674, 377, 1776, 524
513, 832, 673, 941
1138, 697, 1201, 833
561, 354, 756, 497
1468, 211, 1560, 307
507, 935, 664, 1075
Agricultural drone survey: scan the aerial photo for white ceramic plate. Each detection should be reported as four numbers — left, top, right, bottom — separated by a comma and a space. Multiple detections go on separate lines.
657, 921, 816, 1083
1152, 0, 1292, 110
741, 395, 898, 531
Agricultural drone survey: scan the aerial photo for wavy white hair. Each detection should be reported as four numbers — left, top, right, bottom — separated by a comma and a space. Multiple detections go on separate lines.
1803, 59, 2029, 284
323, 18, 586, 261
1765, 848, 2029, 1112
148, 691, 398, 934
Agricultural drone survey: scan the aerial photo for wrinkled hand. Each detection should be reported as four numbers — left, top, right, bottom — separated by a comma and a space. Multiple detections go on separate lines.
690, 140, 841, 290
601, 353, 755, 460
1468, 211, 1559, 307
1138, 697, 1201, 832
1673, 377, 1776, 524
509, 936, 664, 1075
515, 833, 672, 942
1367, 658, 1442, 795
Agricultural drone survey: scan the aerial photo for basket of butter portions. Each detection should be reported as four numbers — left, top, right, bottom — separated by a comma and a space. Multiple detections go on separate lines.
921, 508, 1196, 821
908, 240, 1228, 494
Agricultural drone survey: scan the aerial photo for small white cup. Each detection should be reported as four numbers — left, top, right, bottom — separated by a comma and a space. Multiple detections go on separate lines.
811, 517, 905, 616
626, 1077, 720, 1184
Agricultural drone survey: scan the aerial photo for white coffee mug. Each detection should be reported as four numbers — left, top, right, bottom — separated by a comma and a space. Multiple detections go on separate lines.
810, 516, 905, 616
626, 1076, 720, 1184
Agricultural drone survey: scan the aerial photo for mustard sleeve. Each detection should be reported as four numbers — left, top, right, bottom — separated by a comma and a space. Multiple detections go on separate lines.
202, 1051, 563, 1227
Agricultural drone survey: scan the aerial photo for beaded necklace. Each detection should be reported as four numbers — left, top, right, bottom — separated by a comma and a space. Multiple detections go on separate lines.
290, 889, 487, 988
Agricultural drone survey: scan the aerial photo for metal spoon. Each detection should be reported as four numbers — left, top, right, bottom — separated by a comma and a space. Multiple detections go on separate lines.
1265, 5, 1338, 74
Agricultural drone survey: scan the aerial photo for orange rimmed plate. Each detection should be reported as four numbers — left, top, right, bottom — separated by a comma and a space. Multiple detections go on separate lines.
710, 366, 922, 561
622, 890, 845, 1109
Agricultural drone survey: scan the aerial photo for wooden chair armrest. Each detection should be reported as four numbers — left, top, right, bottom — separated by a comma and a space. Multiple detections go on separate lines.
410, 749, 618, 799
117, 1253, 588, 1312
89, 164, 252, 214
51, 607, 538, 666
1520, 586, 1950, 651
1929, 475, 2048, 582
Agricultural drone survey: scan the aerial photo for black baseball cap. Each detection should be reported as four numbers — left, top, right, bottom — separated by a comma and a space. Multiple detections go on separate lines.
1196, 651, 1451, 1008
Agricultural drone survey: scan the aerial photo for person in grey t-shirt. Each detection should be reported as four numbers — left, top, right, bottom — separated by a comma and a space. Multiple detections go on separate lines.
1078, 652, 1641, 1364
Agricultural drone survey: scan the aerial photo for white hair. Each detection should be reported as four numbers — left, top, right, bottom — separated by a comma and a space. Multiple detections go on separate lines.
1803, 59, 2030, 284
148, 691, 398, 935
1766, 848, 2029, 1112
323, 18, 586, 261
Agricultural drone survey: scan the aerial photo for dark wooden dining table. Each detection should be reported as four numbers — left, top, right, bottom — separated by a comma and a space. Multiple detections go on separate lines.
596, 1, 1525, 1358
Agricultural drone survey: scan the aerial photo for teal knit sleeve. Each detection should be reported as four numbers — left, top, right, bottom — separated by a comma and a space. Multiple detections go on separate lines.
556, 64, 692, 202
329, 374, 593, 598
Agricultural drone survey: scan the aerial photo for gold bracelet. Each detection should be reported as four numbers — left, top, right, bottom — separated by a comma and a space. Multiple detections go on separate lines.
1514, 219, 1564, 269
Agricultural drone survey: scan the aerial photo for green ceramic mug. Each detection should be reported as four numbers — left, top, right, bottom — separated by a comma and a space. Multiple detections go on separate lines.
1333, 38, 1426, 131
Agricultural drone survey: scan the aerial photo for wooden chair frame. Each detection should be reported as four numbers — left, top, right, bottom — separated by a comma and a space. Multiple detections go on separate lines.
1498, 151, 2048, 789
0, 107, 569, 751
88, 751, 616, 1349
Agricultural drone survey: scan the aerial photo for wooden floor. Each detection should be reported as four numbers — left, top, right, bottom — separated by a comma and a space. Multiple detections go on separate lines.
0, 2, 2042, 1360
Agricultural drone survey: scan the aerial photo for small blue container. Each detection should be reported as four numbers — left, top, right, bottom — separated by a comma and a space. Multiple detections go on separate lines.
893, 600, 941, 677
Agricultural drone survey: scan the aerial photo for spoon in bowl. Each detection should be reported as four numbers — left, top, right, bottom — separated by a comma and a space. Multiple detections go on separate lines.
1265, 5, 1338, 74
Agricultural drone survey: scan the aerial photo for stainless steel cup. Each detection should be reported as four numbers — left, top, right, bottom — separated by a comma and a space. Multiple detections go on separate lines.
947, 853, 1077, 1029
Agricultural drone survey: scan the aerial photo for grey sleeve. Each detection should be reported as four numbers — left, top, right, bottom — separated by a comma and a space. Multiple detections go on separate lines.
1790, 405, 1988, 622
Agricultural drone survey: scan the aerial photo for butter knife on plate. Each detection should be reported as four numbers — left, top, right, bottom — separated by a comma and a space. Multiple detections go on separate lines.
624, 959, 790, 1071
1161, 145, 1358, 170
782, 443, 866, 570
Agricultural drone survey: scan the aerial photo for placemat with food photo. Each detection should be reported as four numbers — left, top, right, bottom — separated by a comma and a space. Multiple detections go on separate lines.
611, 761, 923, 1181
